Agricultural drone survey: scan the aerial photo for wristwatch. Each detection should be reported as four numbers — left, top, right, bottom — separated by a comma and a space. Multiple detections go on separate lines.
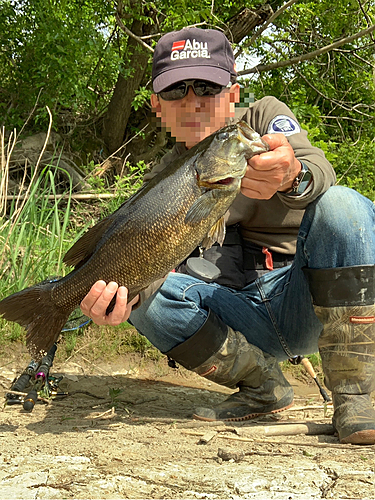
286, 161, 312, 196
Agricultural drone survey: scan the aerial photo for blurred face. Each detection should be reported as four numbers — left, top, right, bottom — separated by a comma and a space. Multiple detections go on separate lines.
151, 82, 240, 149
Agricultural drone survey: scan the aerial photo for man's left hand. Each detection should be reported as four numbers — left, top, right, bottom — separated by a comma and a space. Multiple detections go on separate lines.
241, 133, 301, 200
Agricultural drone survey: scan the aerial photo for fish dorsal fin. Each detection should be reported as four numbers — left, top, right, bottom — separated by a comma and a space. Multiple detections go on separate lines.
63, 216, 114, 268
201, 216, 226, 250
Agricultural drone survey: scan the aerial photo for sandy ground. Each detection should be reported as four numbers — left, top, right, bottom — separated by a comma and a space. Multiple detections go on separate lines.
1, 347, 374, 500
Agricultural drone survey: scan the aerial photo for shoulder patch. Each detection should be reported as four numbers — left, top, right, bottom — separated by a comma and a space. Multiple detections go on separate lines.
267, 115, 301, 136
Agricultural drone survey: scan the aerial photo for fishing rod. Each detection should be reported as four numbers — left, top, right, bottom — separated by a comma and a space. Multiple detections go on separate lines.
6, 343, 59, 410
289, 355, 331, 402
5, 304, 90, 411
6, 359, 39, 405
23, 343, 58, 411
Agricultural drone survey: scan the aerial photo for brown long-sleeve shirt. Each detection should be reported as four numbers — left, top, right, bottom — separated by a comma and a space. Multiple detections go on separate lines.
136, 96, 336, 305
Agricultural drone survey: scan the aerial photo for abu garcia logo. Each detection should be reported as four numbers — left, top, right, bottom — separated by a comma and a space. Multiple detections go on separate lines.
171, 39, 211, 60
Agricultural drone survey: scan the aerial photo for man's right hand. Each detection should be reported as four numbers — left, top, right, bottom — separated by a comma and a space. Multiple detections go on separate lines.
80, 281, 139, 326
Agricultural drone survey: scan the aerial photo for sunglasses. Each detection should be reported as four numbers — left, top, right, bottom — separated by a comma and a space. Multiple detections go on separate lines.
158, 80, 231, 101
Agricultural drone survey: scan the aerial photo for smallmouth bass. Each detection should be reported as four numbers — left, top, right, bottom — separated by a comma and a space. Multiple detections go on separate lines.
0, 121, 269, 359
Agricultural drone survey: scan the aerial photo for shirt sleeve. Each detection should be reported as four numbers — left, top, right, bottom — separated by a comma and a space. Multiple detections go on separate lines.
241, 96, 336, 209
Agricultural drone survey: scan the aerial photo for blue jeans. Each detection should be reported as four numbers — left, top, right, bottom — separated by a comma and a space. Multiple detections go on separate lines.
130, 186, 375, 361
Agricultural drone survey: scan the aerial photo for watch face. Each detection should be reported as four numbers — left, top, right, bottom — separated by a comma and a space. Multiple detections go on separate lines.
297, 171, 312, 194
291, 163, 312, 195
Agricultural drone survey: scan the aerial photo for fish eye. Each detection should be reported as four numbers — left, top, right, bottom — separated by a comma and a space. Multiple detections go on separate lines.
217, 131, 229, 141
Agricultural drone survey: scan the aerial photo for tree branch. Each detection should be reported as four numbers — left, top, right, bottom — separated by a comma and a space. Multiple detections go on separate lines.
115, 13, 154, 53
334, 47, 375, 69
238, 24, 375, 75
292, 60, 374, 118
235, 0, 300, 58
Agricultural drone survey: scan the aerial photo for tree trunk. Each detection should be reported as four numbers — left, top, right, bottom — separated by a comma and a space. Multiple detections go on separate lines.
102, 19, 152, 155
224, 5, 273, 44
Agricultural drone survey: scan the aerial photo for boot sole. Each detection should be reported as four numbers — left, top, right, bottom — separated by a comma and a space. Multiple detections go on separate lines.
340, 429, 375, 445
193, 401, 294, 422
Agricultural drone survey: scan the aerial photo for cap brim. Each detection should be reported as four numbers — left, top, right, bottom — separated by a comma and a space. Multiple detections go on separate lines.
153, 67, 231, 93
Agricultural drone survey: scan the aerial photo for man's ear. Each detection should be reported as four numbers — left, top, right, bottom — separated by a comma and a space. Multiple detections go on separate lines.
229, 83, 240, 104
151, 93, 161, 116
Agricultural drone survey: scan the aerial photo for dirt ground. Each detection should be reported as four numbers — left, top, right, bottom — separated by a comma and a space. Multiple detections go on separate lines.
1, 346, 374, 500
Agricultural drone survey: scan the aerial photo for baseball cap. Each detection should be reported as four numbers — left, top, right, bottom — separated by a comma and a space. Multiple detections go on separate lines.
152, 28, 237, 93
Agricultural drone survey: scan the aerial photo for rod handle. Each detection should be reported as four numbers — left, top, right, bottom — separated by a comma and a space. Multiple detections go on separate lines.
23, 389, 38, 412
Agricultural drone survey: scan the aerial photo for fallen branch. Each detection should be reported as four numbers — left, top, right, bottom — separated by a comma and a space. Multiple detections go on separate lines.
4, 389, 28, 397
4, 192, 118, 201
92, 407, 116, 420
69, 390, 106, 400
183, 431, 373, 450
183, 421, 334, 439
217, 447, 293, 461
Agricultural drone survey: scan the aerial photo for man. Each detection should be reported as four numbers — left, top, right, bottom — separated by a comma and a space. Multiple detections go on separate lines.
81, 28, 375, 444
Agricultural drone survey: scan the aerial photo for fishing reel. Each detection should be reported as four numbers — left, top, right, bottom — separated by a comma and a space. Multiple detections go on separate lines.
5, 306, 90, 412
5, 343, 67, 412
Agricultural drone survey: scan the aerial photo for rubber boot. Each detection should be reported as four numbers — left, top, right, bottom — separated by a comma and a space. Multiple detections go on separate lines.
304, 265, 375, 445
166, 310, 294, 421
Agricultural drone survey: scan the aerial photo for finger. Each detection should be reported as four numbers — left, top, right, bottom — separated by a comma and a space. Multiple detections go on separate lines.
90, 281, 119, 324
243, 165, 285, 187
106, 286, 129, 326
241, 172, 278, 200
261, 133, 289, 149
241, 184, 274, 200
249, 149, 287, 171
107, 291, 140, 326
80, 280, 107, 315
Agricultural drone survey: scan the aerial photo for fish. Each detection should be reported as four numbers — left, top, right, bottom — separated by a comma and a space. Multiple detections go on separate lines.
0, 121, 269, 359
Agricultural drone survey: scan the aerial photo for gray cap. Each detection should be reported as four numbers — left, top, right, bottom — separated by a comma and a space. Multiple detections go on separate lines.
152, 28, 237, 93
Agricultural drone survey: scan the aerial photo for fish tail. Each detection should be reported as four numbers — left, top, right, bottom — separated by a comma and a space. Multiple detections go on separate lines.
0, 282, 70, 360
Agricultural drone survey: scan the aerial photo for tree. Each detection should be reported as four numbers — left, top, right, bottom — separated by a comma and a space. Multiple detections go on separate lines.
1, 0, 374, 193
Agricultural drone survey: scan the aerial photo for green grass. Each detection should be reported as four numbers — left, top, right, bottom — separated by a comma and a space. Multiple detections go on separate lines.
0, 136, 91, 344
1, 167, 73, 292
0, 130, 151, 355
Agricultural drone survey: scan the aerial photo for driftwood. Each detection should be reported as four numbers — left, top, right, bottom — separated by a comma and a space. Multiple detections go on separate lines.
5, 192, 117, 201
182, 422, 334, 440
9, 132, 90, 193
183, 429, 375, 451
217, 447, 293, 461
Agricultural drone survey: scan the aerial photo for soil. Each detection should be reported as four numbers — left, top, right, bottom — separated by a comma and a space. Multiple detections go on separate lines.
1, 346, 374, 500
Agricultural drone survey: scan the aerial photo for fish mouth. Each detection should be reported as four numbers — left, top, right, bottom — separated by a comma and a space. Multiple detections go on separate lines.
237, 121, 269, 158
214, 177, 235, 185
198, 174, 243, 189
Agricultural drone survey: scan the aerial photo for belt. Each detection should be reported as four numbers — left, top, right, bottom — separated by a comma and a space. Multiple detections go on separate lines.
219, 225, 295, 271
243, 243, 294, 271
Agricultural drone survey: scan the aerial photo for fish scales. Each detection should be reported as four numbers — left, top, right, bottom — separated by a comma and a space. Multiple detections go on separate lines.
52, 163, 202, 307
0, 121, 269, 359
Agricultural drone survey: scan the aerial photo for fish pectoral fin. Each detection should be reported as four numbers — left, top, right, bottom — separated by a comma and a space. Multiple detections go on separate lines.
63, 216, 114, 267
184, 191, 217, 224
201, 217, 226, 250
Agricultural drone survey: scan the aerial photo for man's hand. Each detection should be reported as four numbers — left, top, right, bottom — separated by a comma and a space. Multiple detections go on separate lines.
241, 133, 302, 200
80, 281, 139, 326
